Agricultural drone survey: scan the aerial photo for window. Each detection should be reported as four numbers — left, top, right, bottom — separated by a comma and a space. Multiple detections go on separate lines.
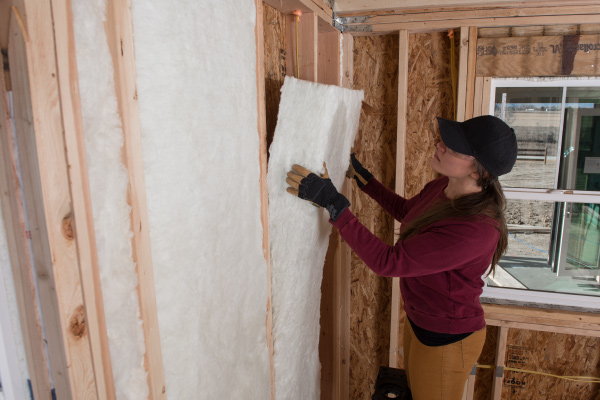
482, 78, 600, 309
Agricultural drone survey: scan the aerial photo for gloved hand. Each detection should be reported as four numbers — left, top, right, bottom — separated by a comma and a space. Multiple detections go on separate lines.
286, 163, 350, 222
346, 153, 373, 188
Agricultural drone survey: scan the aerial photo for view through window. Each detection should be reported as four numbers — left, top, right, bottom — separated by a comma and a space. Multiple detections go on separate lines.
484, 79, 600, 307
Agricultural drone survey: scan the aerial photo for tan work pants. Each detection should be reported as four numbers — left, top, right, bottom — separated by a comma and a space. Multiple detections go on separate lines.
403, 320, 486, 400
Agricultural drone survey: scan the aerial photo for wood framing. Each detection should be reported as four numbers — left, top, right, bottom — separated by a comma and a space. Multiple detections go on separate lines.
390, 29, 409, 370
481, 77, 492, 116
318, 30, 341, 85
333, 0, 600, 14
50, 1, 115, 397
318, 30, 349, 400
464, 27, 478, 120
263, 0, 334, 31
484, 304, 600, 337
462, 366, 477, 400
8, 1, 110, 397
286, 12, 318, 81
0, 48, 51, 400
255, 1, 276, 398
338, 5, 600, 34
456, 27, 469, 121
331, 33, 353, 400
491, 326, 509, 400
472, 77, 484, 117
104, 0, 166, 397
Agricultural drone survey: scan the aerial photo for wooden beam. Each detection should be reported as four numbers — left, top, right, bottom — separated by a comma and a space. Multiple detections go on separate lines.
491, 326, 508, 400
255, 1, 275, 399
287, 12, 318, 81
481, 77, 492, 115
464, 27, 478, 120
9, 3, 98, 397
333, 0, 600, 14
263, 0, 334, 31
390, 29, 409, 369
318, 30, 341, 85
368, 13, 600, 34
319, 28, 347, 400
50, 1, 115, 398
483, 303, 600, 336
344, 5, 600, 25
332, 33, 353, 400
339, 6, 600, 34
103, 0, 166, 397
0, 47, 51, 400
456, 27, 469, 122
473, 76, 484, 117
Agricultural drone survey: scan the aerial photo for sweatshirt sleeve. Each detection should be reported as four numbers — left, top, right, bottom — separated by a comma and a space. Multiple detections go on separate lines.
331, 208, 499, 278
361, 178, 444, 223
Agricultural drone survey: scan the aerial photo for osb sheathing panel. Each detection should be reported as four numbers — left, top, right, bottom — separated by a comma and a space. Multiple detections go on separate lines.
498, 329, 600, 399
263, 3, 286, 152
350, 35, 398, 399
404, 32, 453, 199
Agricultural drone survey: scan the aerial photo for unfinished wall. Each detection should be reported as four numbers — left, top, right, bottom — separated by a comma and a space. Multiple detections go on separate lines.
474, 326, 600, 399
501, 329, 600, 399
72, 2, 147, 397
349, 34, 398, 399
128, 1, 270, 398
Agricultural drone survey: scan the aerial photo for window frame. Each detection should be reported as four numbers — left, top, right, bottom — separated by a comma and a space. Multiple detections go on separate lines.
481, 77, 600, 310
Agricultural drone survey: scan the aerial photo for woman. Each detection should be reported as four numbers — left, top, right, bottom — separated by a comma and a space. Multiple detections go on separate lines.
286, 115, 518, 400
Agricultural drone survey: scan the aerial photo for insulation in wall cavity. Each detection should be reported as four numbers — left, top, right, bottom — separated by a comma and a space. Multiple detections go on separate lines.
267, 76, 363, 399
72, 1, 148, 398
0, 197, 30, 399
129, 1, 270, 398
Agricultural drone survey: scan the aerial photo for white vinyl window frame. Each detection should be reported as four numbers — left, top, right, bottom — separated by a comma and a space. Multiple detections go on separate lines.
482, 77, 600, 310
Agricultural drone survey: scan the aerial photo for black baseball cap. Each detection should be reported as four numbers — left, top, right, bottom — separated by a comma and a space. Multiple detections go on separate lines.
437, 115, 518, 177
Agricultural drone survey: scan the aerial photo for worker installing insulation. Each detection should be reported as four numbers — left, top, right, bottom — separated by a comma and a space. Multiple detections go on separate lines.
2, 0, 600, 399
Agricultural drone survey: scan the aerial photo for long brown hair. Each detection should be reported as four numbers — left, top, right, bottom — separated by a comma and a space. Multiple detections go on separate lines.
398, 161, 508, 276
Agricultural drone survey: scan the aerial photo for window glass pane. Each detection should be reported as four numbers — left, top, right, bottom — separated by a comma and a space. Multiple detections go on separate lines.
493, 87, 563, 189
558, 88, 600, 190
488, 199, 600, 297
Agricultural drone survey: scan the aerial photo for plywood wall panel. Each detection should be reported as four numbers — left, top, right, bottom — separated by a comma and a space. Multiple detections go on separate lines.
476, 34, 600, 77
350, 34, 398, 399
498, 329, 600, 399
404, 32, 453, 198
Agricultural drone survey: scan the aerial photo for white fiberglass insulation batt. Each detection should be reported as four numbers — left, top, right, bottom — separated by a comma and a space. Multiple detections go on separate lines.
130, 1, 269, 398
268, 76, 363, 399
0, 203, 30, 399
72, 1, 148, 398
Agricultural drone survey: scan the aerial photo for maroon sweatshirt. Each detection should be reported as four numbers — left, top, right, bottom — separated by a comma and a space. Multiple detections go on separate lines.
331, 176, 499, 334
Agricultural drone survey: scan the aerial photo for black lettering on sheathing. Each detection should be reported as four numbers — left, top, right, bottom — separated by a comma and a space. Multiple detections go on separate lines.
562, 35, 580, 75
